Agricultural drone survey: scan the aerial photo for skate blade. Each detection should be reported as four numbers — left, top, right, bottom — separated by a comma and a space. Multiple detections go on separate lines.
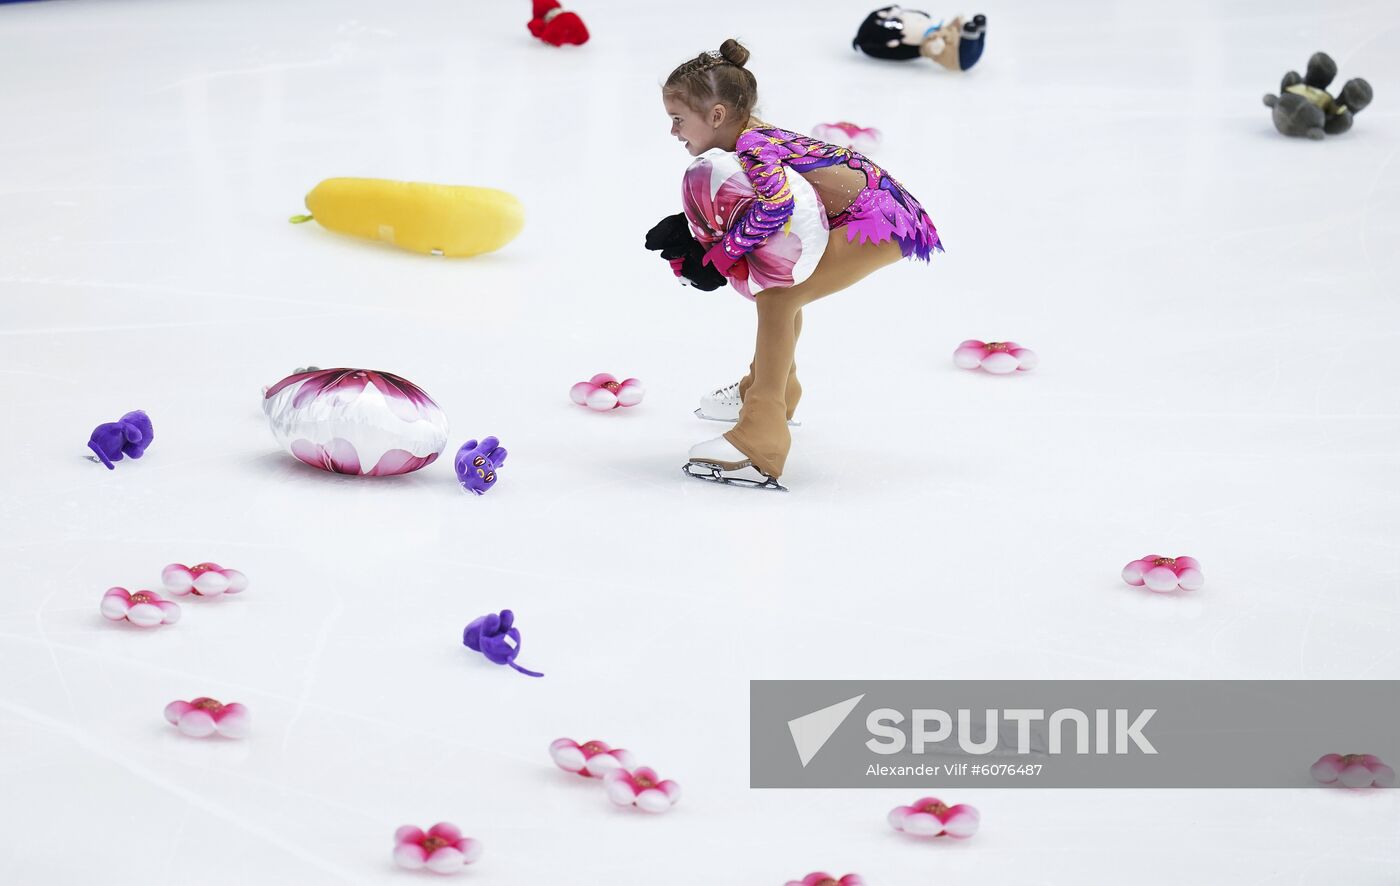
682, 461, 788, 492
693, 408, 801, 427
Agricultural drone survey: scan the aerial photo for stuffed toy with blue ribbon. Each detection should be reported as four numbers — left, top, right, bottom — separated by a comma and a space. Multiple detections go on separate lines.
853, 7, 986, 72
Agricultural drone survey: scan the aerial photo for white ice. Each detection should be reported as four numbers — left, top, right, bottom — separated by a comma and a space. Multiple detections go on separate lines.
2, 0, 1399, 883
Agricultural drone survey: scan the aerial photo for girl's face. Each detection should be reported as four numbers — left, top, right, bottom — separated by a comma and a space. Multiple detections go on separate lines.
664, 94, 724, 156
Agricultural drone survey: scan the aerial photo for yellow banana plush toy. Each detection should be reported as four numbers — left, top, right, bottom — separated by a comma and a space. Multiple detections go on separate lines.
291, 178, 524, 257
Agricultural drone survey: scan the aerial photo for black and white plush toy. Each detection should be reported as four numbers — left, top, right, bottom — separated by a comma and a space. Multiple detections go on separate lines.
1263, 52, 1372, 139
645, 213, 727, 292
852, 6, 986, 71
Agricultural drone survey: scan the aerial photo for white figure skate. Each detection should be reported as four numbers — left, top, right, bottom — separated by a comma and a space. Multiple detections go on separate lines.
695, 381, 801, 426
682, 435, 787, 491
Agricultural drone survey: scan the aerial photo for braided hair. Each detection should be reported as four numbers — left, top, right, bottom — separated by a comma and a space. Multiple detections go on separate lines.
663, 38, 758, 121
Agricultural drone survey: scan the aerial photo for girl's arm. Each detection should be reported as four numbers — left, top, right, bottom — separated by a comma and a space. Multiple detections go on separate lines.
703, 131, 796, 274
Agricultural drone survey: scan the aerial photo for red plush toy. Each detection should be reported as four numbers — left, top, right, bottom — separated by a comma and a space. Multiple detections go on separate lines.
528, 0, 589, 47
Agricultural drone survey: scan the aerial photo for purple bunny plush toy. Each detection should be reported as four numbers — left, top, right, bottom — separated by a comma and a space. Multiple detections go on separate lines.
87, 410, 154, 469
454, 436, 507, 495
463, 609, 543, 677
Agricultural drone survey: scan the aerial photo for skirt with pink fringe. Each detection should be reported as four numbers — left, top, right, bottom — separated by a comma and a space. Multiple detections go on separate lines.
829, 176, 943, 261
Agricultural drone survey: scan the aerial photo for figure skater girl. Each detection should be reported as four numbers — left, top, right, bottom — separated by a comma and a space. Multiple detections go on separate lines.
660, 39, 942, 489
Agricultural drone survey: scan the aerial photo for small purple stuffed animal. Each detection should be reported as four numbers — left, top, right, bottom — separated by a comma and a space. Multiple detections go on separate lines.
454, 436, 507, 495
87, 410, 154, 469
463, 609, 543, 677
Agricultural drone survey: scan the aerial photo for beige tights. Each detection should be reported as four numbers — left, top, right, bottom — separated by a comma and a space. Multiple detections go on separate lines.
724, 232, 904, 478
737, 310, 803, 421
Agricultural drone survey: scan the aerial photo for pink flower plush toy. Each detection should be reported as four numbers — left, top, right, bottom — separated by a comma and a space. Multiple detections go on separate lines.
811, 121, 882, 153
550, 738, 636, 777
953, 339, 1038, 374
1312, 754, 1395, 788
164, 698, 250, 738
569, 373, 645, 411
888, 797, 980, 838
101, 588, 181, 627
162, 562, 248, 598
602, 766, 681, 813
1121, 555, 1204, 592
786, 874, 866, 886
393, 823, 483, 873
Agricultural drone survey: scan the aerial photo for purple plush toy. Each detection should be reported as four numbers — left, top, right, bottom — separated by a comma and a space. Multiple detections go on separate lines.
454, 437, 507, 495
87, 410, 154, 469
463, 609, 543, 677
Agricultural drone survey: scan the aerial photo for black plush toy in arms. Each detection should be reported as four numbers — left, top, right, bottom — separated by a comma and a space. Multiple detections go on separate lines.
645, 213, 727, 292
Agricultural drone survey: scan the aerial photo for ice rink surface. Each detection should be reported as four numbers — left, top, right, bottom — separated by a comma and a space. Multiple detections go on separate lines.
2, 0, 1399, 883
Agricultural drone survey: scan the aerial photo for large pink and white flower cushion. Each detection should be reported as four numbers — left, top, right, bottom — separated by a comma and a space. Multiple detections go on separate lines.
101, 588, 181, 627
550, 738, 636, 777
161, 562, 248, 598
262, 368, 449, 476
1122, 555, 1204, 593
393, 823, 483, 873
603, 766, 681, 813
682, 148, 828, 300
1312, 754, 1396, 788
888, 797, 980, 838
164, 698, 250, 738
